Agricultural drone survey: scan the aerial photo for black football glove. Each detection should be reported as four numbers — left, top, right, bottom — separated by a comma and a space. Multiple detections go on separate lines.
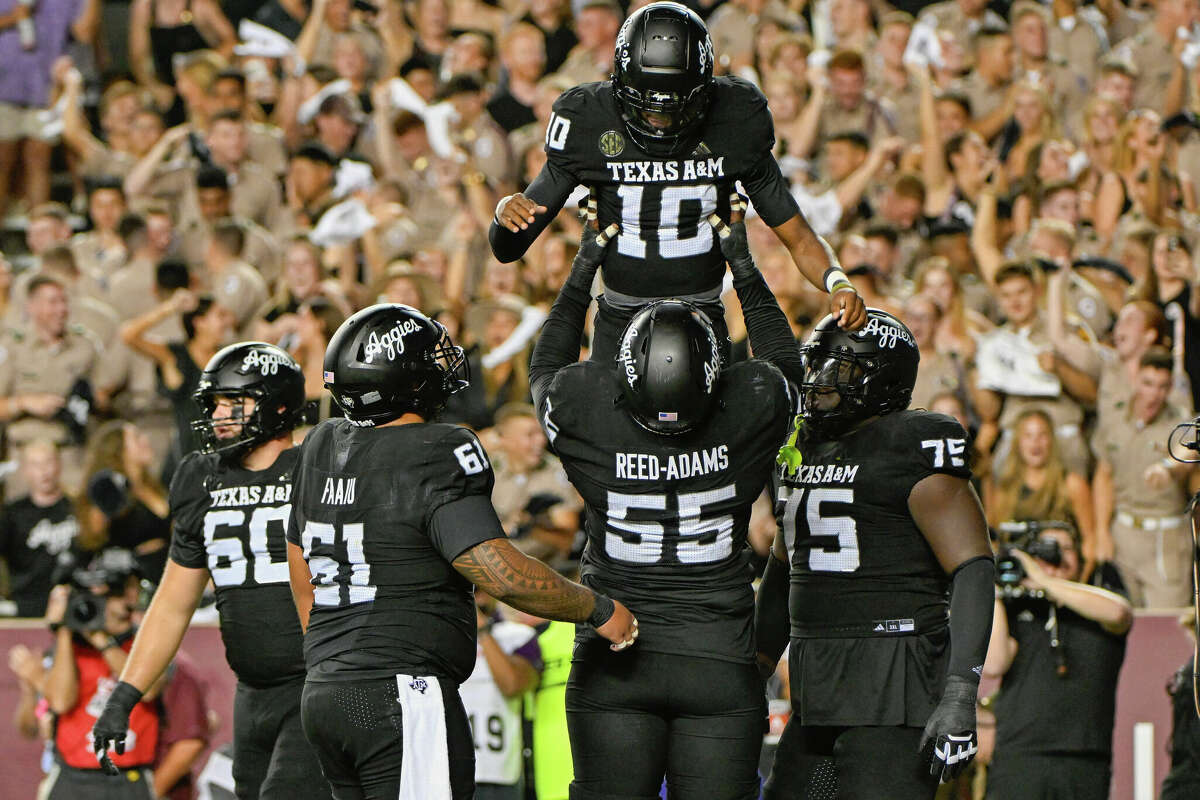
707, 191, 755, 280
92, 681, 143, 776
920, 675, 979, 784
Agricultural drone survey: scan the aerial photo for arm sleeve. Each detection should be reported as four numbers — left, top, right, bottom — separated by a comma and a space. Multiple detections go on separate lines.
741, 153, 802, 229
754, 551, 791, 665
429, 494, 508, 562
529, 279, 593, 415
734, 265, 804, 385
946, 555, 996, 683
488, 158, 578, 263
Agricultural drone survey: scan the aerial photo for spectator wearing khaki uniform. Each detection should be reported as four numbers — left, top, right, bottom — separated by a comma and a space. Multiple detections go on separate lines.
917, 0, 1007, 59
903, 293, 966, 411
1047, 0, 1109, 87
0, 276, 99, 494
200, 221, 269, 336
868, 13, 921, 143
974, 263, 1100, 475
176, 165, 281, 285
489, 404, 581, 563
1092, 349, 1196, 607
1113, 0, 1199, 113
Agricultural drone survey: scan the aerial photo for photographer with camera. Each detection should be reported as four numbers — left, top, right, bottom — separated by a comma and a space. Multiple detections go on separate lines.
984, 522, 1133, 799
40, 550, 162, 800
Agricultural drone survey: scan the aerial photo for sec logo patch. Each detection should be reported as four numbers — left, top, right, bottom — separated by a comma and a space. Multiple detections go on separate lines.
599, 130, 625, 157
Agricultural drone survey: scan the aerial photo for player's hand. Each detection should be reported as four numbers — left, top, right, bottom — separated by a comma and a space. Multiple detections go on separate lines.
494, 192, 548, 232
92, 681, 143, 776
707, 191, 754, 276
595, 600, 638, 652
920, 675, 979, 784
576, 189, 619, 268
832, 285, 867, 330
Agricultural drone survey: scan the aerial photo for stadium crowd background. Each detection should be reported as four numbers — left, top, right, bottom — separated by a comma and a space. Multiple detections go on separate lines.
1, 0, 1200, 796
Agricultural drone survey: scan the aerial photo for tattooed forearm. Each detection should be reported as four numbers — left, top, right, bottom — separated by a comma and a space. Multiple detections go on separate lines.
453, 538, 597, 623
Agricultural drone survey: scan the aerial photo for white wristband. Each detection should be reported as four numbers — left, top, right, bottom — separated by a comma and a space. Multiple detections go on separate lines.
494, 194, 513, 225
823, 267, 852, 294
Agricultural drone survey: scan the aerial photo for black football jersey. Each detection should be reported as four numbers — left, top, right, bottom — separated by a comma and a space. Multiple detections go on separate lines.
539, 358, 796, 663
773, 410, 972, 639
168, 448, 305, 687
527, 77, 799, 298
285, 419, 503, 685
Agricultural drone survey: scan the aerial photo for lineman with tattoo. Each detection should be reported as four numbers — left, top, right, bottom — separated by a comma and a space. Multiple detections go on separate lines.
286, 304, 636, 800
92, 343, 332, 799
528, 192, 801, 799
756, 311, 995, 799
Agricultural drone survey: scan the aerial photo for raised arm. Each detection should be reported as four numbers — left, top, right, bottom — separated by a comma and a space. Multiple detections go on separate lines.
528, 192, 617, 408
707, 192, 804, 383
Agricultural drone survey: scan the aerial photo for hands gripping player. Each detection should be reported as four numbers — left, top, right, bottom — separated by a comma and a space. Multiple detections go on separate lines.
284, 304, 635, 800
490, 1, 865, 362
754, 311, 995, 799
526, 190, 803, 800
92, 343, 334, 799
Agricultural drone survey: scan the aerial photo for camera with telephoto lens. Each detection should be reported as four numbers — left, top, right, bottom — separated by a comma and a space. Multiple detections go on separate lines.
50, 549, 138, 634
993, 520, 1072, 598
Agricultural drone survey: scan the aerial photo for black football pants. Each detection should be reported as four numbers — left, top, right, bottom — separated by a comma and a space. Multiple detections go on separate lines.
566, 640, 766, 800
233, 678, 332, 800
763, 722, 938, 800
300, 674, 476, 800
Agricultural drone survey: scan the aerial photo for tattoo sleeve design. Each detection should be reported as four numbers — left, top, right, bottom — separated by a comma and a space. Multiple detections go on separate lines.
453, 538, 597, 623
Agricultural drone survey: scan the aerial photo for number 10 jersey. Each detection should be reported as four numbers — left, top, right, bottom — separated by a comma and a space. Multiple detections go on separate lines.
539, 358, 796, 663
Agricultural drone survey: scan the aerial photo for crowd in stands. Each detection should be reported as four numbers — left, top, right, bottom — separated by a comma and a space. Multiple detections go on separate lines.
1, 0, 1200, 796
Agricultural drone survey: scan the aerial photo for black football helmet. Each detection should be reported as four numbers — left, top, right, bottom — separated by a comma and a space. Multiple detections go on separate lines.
616, 299, 721, 435
613, 1, 714, 157
192, 342, 306, 459
799, 309, 919, 439
323, 303, 468, 426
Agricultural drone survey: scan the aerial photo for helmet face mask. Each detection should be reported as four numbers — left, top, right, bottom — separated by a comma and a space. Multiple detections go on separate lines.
613, 2, 714, 157
616, 299, 721, 435
799, 310, 919, 439
192, 343, 306, 460
323, 304, 469, 426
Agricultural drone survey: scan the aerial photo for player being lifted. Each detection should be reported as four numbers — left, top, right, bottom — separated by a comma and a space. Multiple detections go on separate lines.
92, 343, 333, 799
286, 304, 637, 799
527, 191, 801, 799
756, 311, 995, 798
489, 1, 866, 359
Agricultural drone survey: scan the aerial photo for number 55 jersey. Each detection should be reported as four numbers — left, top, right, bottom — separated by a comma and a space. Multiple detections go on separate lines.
539, 357, 796, 662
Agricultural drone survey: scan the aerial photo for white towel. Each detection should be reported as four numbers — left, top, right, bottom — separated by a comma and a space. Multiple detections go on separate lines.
396, 674, 452, 800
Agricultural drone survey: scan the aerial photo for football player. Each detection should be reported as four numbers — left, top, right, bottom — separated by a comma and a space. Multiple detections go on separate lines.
92, 342, 333, 800
489, 1, 866, 360
755, 311, 995, 799
286, 304, 637, 800
526, 192, 800, 799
